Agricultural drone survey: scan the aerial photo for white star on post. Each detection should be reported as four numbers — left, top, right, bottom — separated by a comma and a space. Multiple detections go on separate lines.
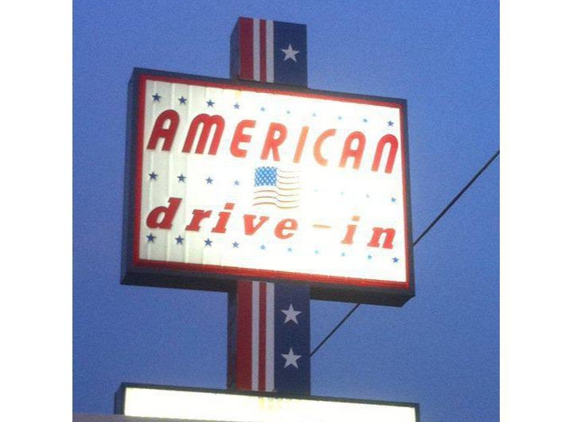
281, 304, 302, 324
281, 44, 300, 62
281, 348, 302, 369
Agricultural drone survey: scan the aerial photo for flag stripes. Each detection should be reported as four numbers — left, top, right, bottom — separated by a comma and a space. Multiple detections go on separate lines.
250, 19, 275, 83
237, 281, 275, 392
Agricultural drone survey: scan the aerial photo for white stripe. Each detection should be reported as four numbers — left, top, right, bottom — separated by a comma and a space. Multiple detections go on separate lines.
266, 20, 274, 83
265, 283, 275, 391
253, 19, 260, 81
251, 282, 259, 390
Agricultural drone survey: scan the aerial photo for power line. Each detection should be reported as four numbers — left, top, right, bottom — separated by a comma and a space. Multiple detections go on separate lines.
309, 303, 360, 358
411, 150, 500, 248
309, 149, 500, 358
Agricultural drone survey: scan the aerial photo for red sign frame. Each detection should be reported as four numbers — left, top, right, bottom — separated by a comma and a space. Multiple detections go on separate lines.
122, 68, 415, 306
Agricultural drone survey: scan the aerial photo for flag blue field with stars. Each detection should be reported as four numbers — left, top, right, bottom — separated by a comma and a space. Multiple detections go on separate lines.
273, 283, 310, 394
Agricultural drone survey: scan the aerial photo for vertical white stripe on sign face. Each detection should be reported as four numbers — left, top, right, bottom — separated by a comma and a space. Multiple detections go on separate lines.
253, 19, 261, 81
265, 283, 275, 391
251, 282, 260, 390
266, 20, 274, 83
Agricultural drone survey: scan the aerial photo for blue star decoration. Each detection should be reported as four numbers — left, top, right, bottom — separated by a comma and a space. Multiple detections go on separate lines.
260, 244, 266, 250
149, 172, 158, 180
260, 107, 266, 112
338, 116, 343, 120
204, 238, 213, 247
206, 177, 213, 184
391, 197, 397, 203
233, 103, 240, 109
312, 112, 317, 117
392, 257, 399, 263
367, 255, 373, 260
287, 247, 293, 253
178, 96, 187, 105
363, 118, 368, 123
146, 233, 156, 243
341, 252, 346, 257
152, 93, 161, 102
234, 180, 240, 186
176, 236, 184, 245
232, 241, 239, 248
206, 99, 215, 107
314, 250, 320, 255
388, 120, 394, 127
177, 174, 186, 183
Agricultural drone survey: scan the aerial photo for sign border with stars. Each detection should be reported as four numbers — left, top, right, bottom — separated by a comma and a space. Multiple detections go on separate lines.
122, 67, 415, 306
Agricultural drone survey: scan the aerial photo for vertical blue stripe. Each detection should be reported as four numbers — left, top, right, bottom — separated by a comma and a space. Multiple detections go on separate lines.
274, 283, 311, 394
273, 21, 308, 87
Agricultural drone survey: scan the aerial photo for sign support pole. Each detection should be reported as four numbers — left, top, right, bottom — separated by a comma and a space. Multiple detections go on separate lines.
227, 17, 312, 396
117, 15, 419, 422
120, 15, 415, 408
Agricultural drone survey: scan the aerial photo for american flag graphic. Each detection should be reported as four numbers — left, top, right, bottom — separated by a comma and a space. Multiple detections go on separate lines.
232, 281, 310, 394
254, 166, 301, 209
231, 17, 308, 86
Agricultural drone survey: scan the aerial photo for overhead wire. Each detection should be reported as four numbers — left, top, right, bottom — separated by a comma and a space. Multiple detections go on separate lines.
309, 149, 500, 358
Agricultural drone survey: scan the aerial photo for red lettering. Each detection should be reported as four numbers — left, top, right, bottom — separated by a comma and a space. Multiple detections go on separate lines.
147, 110, 180, 151
371, 134, 398, 174
274, 219, 298, 239
293, 126, 309, 164
146, 197, 182, 229
211, 203, 235, 234
182, 114, 225, 155
367, 227, 396, 249
231, 120, 256, 158
341, 215, 360, 245
243, 214, 270, 235
340, 131, 366, 169
314, 129, 336, 166
261, 122, 287, 161
185, 209, 213, 232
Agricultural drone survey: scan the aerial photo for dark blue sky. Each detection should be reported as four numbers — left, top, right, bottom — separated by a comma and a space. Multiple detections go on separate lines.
73, 1, 499, 421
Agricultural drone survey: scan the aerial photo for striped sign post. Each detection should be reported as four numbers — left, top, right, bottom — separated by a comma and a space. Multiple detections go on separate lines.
227, 17, 312, 395
228, 281, 310, 394
230, 17, 307, 86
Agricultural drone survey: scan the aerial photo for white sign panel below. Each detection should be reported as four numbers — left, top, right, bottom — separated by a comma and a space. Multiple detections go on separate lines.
118, 385, 419, 422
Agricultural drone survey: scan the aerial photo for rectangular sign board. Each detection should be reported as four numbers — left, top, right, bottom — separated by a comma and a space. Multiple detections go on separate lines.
116, 384, 419, 422
122, 68, 414, 305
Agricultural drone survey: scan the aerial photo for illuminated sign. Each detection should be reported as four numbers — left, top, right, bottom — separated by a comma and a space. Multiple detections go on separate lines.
116, 384, 419, 422
122, 68, 414, 305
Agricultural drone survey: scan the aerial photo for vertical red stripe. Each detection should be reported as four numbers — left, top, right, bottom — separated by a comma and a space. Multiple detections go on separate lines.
260, 20, 267, 82
258, 282, 267, 390
236, 282, 252, 390
239, 18, 254, 80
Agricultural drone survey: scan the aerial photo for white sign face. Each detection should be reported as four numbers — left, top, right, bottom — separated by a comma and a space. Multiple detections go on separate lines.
126, 70, 414, 301
120, 386, 418, 422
